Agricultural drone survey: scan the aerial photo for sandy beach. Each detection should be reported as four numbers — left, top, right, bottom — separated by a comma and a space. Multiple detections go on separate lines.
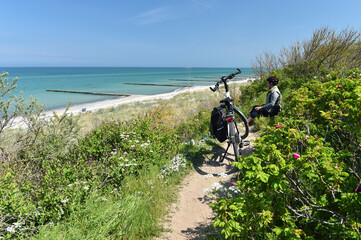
42, 79, 254, 117
8, 79, 253, 129
42, 85, 210, 117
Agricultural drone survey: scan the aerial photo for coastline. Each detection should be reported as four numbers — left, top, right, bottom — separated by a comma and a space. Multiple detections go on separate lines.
9, 79, 254, 129
42, 85, 210, 117
42, 79, 253, 117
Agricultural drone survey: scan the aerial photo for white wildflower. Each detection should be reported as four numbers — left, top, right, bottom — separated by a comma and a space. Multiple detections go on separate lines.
203, 188, 212, 194
61, 199, 68, 204
6, 226, 16, 233
229, 186, 241, 194
190, 139, 196, 145
13, 222, 22, 228
67, 184, 73, 187
131, 145, 135, 148
160, 154, 187, 176
83, 186, 89, 190
211, 182, 222, 190
111, 149, 117, 155
218, 173, 228, 178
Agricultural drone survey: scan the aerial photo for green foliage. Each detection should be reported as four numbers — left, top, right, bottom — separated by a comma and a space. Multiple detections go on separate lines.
286, 70, 361, 151
217, 37, 361, 239
35, 168, 178, 240
0, 116, 184, 238
212, 120, 361, 239
176, 109, 211, 142
0, 74, 212, 239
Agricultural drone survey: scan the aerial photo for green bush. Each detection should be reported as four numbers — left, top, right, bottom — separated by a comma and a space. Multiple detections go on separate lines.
286, 69, 361, 150
213, 65, 361, 239
0, 83, 213, 239
2, 117, 183, 236
212, 119, 361, 239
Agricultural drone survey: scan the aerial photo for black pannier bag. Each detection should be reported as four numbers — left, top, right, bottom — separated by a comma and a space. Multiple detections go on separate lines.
209, 107, 227, 142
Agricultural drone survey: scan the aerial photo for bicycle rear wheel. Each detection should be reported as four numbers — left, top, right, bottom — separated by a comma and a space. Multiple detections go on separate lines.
232, 138, 240, 161
228, 121, 240, 161
233, 107, 249, 140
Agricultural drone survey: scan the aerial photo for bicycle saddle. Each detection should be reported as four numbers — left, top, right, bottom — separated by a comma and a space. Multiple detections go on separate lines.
220, 97, 234, 103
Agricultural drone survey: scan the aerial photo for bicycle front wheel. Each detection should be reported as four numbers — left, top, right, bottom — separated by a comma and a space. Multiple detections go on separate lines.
233, 107, 249, 140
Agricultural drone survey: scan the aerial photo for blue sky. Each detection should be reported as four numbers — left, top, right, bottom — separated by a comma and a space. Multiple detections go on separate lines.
1, 0, 361, 67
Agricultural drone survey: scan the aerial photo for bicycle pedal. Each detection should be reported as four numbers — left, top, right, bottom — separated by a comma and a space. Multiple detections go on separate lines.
242, 140, 250, 147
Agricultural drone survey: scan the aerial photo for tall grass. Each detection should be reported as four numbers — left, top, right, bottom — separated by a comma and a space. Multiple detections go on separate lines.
77, 82, 248, 135
34, 166, 183, 240
1, 77, 247, 239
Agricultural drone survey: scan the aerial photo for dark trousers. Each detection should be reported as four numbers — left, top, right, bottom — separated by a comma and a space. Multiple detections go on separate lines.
250, 105, 281, 119
249, 105, 271, 119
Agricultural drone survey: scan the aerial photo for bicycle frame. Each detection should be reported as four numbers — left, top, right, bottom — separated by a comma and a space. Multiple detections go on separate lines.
210, 69, 249, 162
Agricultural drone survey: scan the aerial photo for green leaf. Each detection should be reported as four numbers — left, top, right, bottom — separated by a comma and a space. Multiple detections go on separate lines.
258, 171, 269, 183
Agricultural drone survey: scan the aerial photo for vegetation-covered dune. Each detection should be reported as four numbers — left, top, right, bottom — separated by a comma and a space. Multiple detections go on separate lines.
1, 26, 360, 239
212, 26, 361, 239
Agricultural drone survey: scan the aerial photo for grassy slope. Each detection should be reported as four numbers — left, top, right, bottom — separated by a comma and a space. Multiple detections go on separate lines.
32, 82, 249, 240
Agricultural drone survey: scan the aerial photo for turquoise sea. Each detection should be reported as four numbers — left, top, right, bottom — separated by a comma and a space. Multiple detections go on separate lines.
1, 67, 255, 110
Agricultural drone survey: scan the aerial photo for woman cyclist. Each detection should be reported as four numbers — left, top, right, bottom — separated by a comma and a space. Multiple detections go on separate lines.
247, 77, 282, 124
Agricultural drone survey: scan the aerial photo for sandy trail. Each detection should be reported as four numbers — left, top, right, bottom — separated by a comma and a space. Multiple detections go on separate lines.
158, 131, 258, 240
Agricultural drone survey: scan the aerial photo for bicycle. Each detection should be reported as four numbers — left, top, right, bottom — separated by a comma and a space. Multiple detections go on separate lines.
210, 69, 249, 162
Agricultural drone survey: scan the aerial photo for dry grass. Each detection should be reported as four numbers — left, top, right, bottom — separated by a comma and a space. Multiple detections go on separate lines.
76, 82, 250, 135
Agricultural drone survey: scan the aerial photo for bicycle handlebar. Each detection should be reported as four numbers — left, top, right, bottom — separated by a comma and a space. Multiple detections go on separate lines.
210, 68, 241, 92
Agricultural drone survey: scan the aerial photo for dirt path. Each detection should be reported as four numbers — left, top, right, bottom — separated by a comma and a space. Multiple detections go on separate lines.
158, 131, 258, 240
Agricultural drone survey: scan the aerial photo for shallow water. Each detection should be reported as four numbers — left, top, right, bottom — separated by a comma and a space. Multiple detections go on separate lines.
1, 67, 254, 110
